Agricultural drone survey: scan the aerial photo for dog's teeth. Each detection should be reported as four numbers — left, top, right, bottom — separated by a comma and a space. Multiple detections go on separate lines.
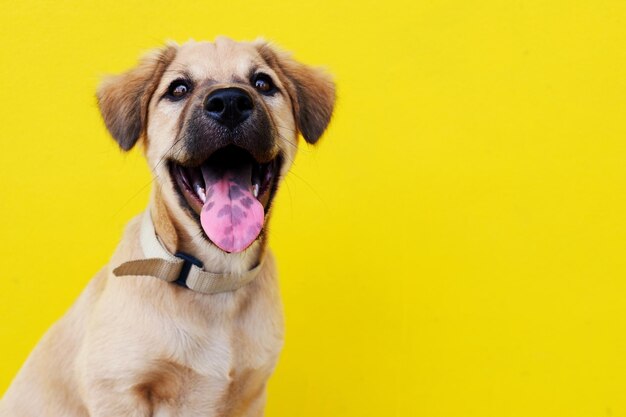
252, 184, 260, 198
194, 184, 207, 203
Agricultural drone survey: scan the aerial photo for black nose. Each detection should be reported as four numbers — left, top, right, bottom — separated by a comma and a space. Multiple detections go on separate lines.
204, 88, 253, 128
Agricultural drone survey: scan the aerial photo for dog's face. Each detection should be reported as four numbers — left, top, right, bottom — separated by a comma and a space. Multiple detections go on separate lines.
98, 37, 335, 256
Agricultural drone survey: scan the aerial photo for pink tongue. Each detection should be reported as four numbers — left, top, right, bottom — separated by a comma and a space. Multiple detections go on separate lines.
200, 165, 265, 253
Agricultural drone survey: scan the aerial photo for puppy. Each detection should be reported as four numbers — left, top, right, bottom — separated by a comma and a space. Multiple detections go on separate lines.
0, 37, 335, 417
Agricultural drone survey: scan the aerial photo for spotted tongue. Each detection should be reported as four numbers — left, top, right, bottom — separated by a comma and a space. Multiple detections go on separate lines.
200, 163, 264, 253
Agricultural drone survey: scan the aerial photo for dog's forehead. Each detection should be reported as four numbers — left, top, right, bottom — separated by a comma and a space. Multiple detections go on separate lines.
172, 39, 264, 80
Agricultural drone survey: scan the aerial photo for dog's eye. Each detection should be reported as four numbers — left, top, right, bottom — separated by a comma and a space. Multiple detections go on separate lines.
252, 73, 276, 95
166, 79, 191, 100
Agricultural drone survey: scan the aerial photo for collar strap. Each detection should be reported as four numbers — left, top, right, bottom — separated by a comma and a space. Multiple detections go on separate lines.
112, 212, 262, 294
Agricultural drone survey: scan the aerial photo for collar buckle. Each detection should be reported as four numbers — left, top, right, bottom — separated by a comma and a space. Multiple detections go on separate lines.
174, 252, 203, 288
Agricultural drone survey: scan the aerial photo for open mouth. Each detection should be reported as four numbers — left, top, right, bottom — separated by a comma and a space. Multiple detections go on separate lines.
170, 146, 281, 253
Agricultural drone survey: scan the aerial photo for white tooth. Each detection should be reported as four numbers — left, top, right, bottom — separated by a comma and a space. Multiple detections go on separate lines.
252, 184, 260, 198
195, 184, 207, 203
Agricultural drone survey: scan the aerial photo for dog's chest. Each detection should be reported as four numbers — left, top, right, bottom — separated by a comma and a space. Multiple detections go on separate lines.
145, 289, 284, 415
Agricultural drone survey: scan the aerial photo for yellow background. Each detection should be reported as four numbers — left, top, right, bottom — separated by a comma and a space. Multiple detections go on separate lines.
1, 1, 626, 416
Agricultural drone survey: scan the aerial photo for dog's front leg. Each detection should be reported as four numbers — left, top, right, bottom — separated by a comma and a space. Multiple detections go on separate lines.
82, 384, 152, 417
78, 354, 154, 417
241, 389, 268, 417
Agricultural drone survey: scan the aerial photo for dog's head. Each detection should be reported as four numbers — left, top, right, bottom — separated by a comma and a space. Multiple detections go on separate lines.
97, 37, 335, 262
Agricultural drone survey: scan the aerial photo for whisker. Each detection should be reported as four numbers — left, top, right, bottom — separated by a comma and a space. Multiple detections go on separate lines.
111, 174, 158, 219
152, 134, 186, 173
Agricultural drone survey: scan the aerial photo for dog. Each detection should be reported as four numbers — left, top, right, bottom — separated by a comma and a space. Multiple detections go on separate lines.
0, 37, 335, 417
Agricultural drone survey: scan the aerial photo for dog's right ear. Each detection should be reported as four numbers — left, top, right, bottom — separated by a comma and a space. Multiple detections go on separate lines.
97, 45, 177, 151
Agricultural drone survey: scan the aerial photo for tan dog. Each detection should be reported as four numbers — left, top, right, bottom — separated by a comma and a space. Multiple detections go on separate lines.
0, 37, 334, 417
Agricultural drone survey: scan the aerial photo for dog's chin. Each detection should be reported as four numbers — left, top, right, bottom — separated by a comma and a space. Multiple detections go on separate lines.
167, 145, 282, 254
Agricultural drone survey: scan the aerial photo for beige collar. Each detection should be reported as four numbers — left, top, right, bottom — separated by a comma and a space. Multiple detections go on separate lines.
113, 212, 263, 294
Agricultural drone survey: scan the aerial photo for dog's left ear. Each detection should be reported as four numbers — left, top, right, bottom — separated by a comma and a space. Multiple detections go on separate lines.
255, 42, 336, 144
97, 45, 177, 151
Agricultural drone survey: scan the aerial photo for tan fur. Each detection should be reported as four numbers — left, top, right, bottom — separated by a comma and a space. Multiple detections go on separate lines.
0, 37, 335, 417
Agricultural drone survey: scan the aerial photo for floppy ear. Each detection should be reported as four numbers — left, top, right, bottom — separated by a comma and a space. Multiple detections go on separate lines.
97, 45, 177, 151
256, 42, 336, 144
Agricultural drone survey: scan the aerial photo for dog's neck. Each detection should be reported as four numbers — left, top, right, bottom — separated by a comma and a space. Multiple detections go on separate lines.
149, 188, 264, 276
